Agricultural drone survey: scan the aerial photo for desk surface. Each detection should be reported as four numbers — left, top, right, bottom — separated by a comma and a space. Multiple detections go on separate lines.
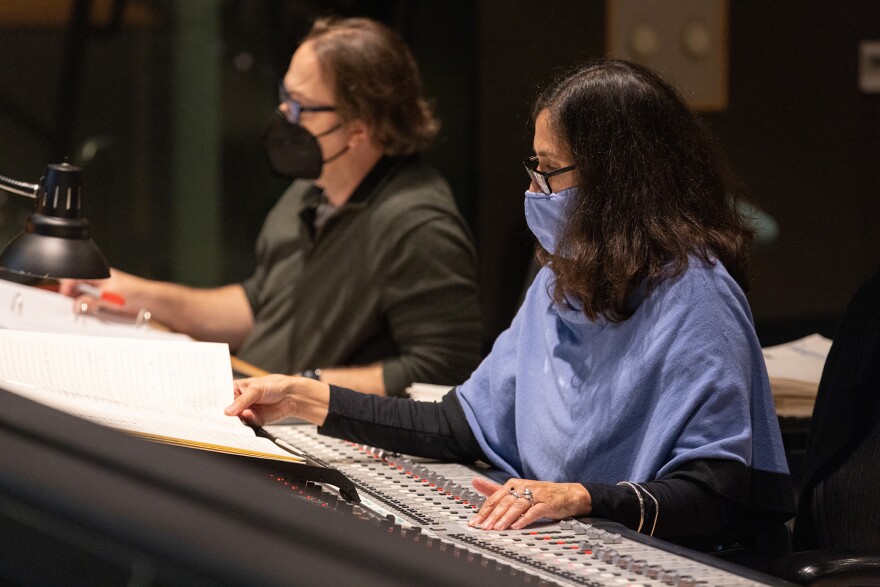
230, 355, 269, 378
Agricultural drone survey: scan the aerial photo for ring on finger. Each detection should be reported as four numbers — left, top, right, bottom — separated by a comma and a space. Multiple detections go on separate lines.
522, 488, 534, 503
508, 488, 520, 499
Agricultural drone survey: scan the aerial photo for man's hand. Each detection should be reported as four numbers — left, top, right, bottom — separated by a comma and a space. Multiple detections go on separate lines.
59, 268, 141, 316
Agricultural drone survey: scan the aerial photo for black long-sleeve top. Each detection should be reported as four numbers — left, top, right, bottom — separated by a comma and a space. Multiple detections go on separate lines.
318, 386, 793, 558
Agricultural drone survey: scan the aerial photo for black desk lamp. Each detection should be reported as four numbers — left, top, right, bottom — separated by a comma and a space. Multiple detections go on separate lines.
0, 162, 110, 279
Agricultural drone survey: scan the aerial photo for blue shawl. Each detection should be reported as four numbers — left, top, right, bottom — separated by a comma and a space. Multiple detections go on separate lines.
456, 258, 789, 485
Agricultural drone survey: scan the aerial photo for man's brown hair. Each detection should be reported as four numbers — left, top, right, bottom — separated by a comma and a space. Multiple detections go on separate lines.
304, 17, 439, 156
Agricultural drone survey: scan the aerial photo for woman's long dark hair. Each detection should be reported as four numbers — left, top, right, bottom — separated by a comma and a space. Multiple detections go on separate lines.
534, 59, 753, 321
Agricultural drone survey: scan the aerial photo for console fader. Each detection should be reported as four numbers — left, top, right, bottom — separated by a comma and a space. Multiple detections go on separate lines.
266, 424, 787, 587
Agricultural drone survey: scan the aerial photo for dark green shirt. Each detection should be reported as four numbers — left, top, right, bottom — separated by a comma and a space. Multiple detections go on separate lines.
236, 156, 483, 396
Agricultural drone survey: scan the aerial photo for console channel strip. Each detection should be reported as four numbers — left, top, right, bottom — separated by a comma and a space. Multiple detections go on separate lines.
265, 424, 787, 587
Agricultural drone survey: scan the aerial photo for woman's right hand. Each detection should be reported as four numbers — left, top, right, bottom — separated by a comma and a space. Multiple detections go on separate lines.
224, 374, 331, 426
469, 477, 592, 531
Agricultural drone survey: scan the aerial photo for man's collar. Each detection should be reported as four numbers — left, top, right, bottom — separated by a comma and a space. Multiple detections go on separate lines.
303, 155, 403, 209
346, 155, 397, 205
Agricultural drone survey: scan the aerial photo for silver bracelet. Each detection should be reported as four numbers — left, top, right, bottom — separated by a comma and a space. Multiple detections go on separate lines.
616, 481, 645, 533
634, 482, 659, 537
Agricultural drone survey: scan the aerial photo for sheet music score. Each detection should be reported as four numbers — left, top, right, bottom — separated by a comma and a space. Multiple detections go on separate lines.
0, 329, 302, 462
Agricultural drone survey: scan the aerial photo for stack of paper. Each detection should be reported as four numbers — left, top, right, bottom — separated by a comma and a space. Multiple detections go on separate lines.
762, 333, 832, 418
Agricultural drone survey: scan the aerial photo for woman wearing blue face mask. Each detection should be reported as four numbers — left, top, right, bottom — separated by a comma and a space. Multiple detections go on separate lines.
226, 59, 794, 564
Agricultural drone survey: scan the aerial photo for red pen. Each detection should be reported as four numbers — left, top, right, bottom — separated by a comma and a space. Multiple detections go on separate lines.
75, 283, 126, 306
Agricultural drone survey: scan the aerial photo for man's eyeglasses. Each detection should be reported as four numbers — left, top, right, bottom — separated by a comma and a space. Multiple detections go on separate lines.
278, 82, 336, 125
523, 156, 576, 195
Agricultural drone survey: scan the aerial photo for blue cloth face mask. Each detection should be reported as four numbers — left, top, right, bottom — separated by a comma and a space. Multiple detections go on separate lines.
523, 187, 578, 254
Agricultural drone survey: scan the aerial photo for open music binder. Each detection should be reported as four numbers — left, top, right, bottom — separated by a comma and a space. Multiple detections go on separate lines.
0, 290, 360, 502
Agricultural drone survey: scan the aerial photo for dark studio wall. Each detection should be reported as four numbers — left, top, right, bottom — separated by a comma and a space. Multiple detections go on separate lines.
711, 1, 880, 342
474, 1, 606, 340
0, 8, 175, 279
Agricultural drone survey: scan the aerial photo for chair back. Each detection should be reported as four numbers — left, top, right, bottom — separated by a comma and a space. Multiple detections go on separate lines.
793, 270, 880, 551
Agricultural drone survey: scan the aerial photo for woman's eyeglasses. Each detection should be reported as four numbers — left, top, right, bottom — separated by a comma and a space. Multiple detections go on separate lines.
523, 156, 575, 194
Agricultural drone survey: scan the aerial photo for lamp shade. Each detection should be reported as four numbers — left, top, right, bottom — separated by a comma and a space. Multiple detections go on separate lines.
0, 162, 110, 279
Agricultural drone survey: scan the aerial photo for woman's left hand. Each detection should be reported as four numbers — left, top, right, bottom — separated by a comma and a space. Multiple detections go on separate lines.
468, 477, 592, 531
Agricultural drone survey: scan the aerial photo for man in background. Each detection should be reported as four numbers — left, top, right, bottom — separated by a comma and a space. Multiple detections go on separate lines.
65, 17, 483, 397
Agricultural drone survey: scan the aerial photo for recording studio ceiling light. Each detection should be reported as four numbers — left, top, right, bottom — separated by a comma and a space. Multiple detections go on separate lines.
0, 162, 110, 279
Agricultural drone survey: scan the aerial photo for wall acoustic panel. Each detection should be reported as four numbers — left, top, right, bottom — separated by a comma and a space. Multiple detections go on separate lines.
607, 0, 728, 111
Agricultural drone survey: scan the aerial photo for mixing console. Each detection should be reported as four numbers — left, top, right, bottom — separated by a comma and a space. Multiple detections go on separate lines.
265, 423, 786, 586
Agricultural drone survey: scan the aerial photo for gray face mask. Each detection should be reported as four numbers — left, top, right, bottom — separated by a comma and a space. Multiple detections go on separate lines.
262, 111, 346, 179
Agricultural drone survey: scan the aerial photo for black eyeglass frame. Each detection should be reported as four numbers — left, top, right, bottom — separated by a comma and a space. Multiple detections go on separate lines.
278, 82, 336, 125
523, 156, 576, 195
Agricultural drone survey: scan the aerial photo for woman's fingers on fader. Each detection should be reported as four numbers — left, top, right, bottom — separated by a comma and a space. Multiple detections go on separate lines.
468, 480, 503, 526
491, 497, 532, 530
469, 483, 509, 527
478, 489, 519, 530
471, 476, 501, 497
510, 502, 551, 530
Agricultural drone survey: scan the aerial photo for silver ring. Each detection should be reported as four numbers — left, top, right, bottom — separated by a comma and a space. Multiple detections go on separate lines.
522, 488, 533, 503
508, 488, 520, 499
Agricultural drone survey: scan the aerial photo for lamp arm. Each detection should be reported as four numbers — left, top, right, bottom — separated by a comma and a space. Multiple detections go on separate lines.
0, 174, 39, 199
